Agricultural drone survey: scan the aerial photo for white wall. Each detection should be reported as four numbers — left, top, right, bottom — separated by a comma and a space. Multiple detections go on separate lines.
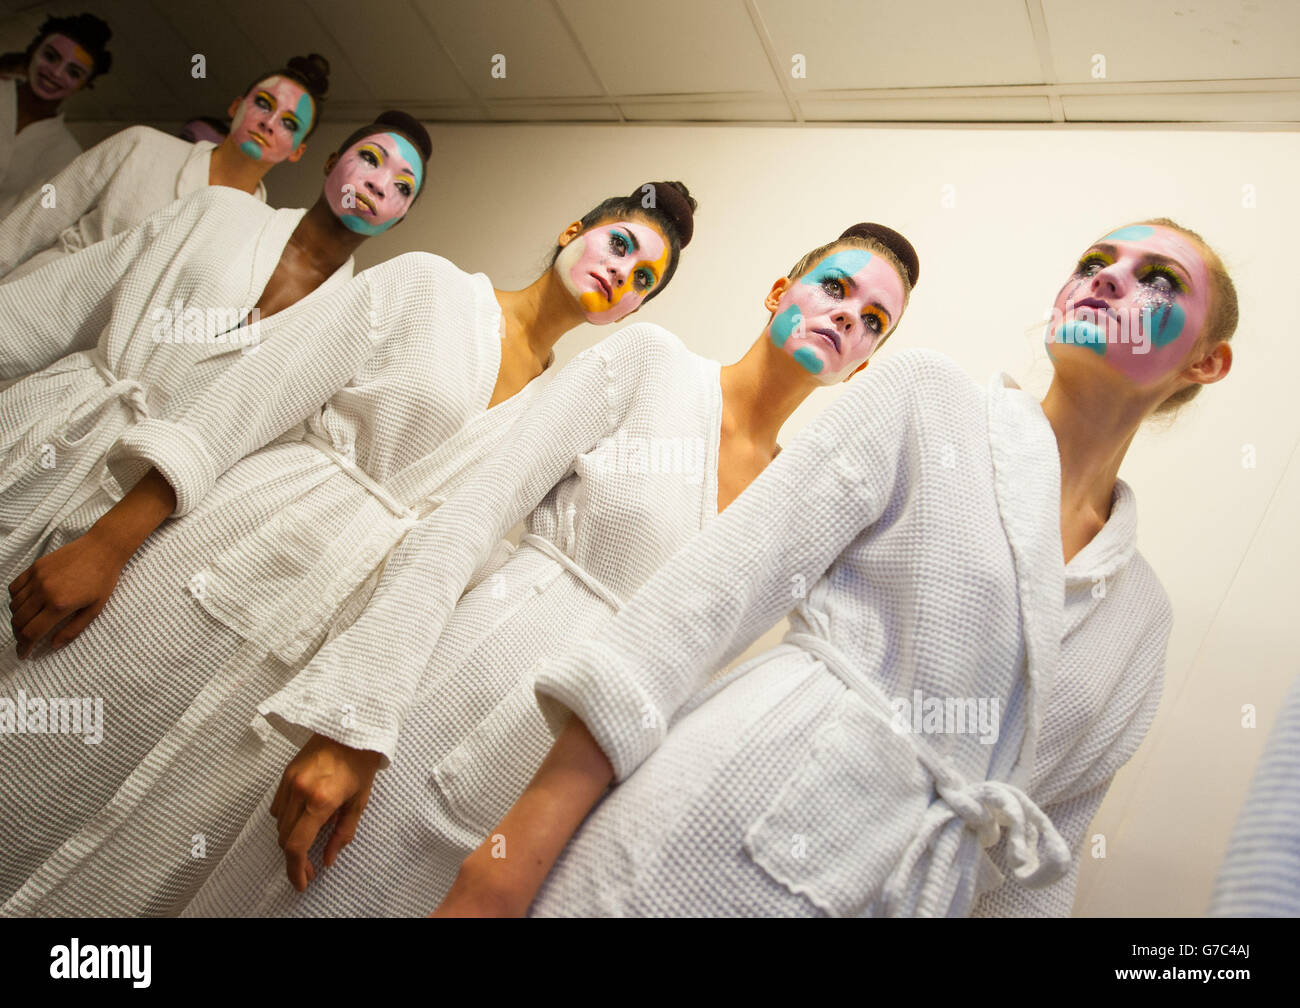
93, 118, 1300, 916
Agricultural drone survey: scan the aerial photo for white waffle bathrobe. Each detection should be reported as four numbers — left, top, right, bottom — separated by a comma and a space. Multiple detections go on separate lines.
0, 79, 81, 218
0, 185, 353, 584
524, 348, 1171, 917
0, 251, 538, 915
0, 124, 266, 282
183, 324, 723, 916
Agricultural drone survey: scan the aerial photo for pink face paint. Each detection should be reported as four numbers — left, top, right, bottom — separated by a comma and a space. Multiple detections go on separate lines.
768, 248, 905, 385
556, 221, 669, 324
324, 132, 423, 235
1046, 225, 1211, 386
229, 75, 314, 163
26, 34, 94, 102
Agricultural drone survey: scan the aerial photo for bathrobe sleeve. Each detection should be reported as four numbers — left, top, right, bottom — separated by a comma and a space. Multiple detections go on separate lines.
0, 212, 161, 379
0, 125, 138, 277
103, 259, 386, 517
534, 349, 969, 781
969, 609, 1169, 917
256, 324, 682, 763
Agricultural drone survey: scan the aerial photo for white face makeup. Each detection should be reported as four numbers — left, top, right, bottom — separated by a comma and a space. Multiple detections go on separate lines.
26, 34, 94, 102
1046, 224, 1212, 388
324, 131, 423, 235
228, 75, 314, 163
555, 220, 669, 324
768, 247, 906, 384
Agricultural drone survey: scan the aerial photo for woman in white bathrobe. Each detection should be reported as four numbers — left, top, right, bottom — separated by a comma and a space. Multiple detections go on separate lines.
181, 223, 921, 917
0, 112, 434, 589
424, 217, 1238, 918
0, 53, 332, 282
0, 14, 111, 216
0, 183, 701, 915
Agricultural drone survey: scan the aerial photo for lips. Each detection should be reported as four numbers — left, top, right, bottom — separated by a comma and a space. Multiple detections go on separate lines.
36, 74, 61, 94
1072, 297, 1118, 321
589, 273, 612, 300
811, 327, 842, 354
355, 193, 376, 215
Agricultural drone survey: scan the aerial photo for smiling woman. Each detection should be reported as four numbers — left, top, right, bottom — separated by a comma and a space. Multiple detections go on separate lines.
0, 13, 113, 215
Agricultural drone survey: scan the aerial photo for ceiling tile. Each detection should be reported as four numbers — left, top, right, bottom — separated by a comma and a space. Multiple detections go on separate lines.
622, 98, 793, 121
1044, 0, 1300, 83
757, 0, 1043, 88
801, 94, 1053, 121
487, 101, 622, 121
419, 0, 605, 100
559, 0, 780, 95
1064, 90, 1300, 122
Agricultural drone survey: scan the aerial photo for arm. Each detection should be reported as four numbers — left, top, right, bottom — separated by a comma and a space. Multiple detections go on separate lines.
0, 126, 137, 277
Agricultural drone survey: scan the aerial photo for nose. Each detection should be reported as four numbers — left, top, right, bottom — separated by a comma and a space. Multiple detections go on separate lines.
605, 257, 627, 288
830, 306, 853, 333
1089, 263, 1126, 300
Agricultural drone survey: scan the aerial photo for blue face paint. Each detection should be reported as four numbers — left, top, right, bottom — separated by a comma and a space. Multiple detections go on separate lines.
1102, 225, 1155, 242
799, 249, 874, 287
290, 90, 313, 149
792, 346, 825, 374
1056, 319, 1107, 356
1148, 301, 1185, 348
390, 131, 424, 194
239, 139, 263, 160
770, 304, 802, 348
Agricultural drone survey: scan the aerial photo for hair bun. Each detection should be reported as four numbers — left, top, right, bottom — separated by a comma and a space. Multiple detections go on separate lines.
374, 110, 433, 162
630, 180, 696, 248
839, 222, 919, 288
286, 53, 330, 97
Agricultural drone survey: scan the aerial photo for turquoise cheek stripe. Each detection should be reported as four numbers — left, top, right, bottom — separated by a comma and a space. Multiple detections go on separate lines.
1149, 302, 1185, 348
1058, 320, 1107, 356
792, 346, 824, 374
389, 132, 424, 192
239, 139, 262, 160
770, 305, 802, 348
340, 213, 396, 237
291, 92, 314, 148
1102, 225, 1155, 242
799, 249, 874, 286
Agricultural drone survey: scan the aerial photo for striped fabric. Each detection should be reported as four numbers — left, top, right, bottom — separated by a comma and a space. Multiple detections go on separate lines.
1209, 674, 1300, 917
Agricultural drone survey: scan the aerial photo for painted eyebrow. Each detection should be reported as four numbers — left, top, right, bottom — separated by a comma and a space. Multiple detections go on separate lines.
612, 226, 639, 253
255, 89, 280, 110
1092, 243, 1193, 286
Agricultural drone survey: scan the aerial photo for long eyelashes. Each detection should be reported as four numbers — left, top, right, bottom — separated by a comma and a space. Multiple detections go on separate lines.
1075, 252, 1187, 294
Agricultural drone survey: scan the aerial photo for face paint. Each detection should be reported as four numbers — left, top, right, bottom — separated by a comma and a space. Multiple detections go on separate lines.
1045, 225, 1210, 386
229, 76, 313, 163
324, 131, 423, 236
26, 34, 94, 102
768, 248, 905, 384
556, 221, 669, 324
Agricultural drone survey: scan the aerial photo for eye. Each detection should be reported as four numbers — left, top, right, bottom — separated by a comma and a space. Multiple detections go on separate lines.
67, 66, 85, 80
395, 181, 412, 198
608, 232, 629, 256
358, 149, 378, 166
255, 95, 271, 111
821, 276, 845, 298
1075, 254, 1110, 277
282, 118, 298, 133
862, 311, 884, 334
1141, 265, 1184, 294
634, 268, 655, 292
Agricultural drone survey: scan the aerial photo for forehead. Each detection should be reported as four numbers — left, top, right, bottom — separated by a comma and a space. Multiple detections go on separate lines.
804, 248, 905, 312
42, 34, 93, 67
1095, 225, 1207, 281
592, 219, 668, 258
250, 75, 306, 102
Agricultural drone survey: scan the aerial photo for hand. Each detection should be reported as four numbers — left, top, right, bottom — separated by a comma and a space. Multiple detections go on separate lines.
430, 850, 530, 918
9, 527, 127, 657
271, 732, 383, 892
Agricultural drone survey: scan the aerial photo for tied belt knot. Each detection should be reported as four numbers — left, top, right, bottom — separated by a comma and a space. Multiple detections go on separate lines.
783, 630, 1072, 916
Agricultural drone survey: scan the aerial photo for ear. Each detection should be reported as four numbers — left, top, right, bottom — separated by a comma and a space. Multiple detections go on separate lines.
287, 143, 308, 164
1184, 340, 1233, 388
556, 220, 584, 248
764, 276, 791, 315
227, 96, 241, 119
322, 152, 339, 176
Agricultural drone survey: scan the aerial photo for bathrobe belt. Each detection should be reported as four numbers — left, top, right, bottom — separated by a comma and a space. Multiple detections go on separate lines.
784, 630, 1072, 914
518, 533, 626, 613
302, 432, 418, 520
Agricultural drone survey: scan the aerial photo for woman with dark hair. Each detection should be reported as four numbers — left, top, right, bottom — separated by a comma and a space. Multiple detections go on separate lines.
431, 219, 1236, 918
0, 182, 699, 916
0, 13, 112, 214
180, 222, 919, 917
0, 54, 330, 281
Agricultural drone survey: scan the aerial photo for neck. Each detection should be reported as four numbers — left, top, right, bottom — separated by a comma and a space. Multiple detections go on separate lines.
284, 197, 366, 276
1040, 374, 1147, 525
207, 137, 275, 194
15, 80, 61, 128
719, 333, 820, 453
494, 269, 588, 370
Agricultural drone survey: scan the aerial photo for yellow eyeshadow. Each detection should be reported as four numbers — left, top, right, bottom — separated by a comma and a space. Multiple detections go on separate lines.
357, 143, 385, 162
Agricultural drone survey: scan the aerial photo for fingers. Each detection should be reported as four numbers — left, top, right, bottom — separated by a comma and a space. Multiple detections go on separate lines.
13, 603, 75, 659
322, 787, 370, 868
7, 566, 31, 597
282, 796, 337, 893
48, 600, 106, 651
